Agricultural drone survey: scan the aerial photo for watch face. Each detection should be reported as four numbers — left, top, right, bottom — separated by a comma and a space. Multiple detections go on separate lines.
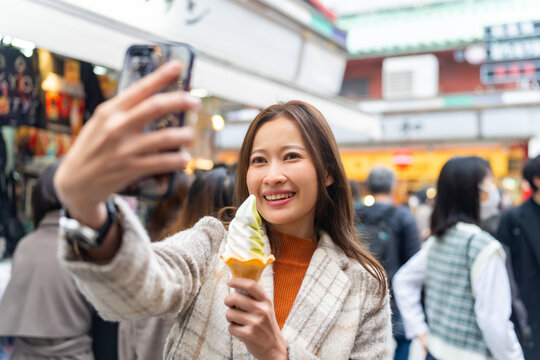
67, 230, 97, 248
60, 215, 99, 249
60, 199, 116, 249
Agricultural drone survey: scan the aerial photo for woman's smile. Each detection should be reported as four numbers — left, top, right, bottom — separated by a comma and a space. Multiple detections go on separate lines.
263, 191, 296, 205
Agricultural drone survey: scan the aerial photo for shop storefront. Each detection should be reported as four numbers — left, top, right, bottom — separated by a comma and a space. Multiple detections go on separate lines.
0, 0, 381, 258
0, 39, 122, 255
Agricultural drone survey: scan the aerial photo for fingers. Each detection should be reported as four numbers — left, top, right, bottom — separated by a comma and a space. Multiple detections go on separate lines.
133, 150, 192, 178
115, 61, 184, 110
226, 307, 252, 326
124, 127, 194, 156
224, 291, 258, 313
228, 322, 250, 340
227, 278, 267, 302
124, 91, 200, 131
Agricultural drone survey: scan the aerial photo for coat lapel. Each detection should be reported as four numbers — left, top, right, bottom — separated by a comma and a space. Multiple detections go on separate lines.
281, 231, 351, 354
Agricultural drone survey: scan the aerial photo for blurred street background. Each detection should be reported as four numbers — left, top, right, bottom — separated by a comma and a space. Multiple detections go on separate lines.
1, 0, 539, 286
1, 1, 540, 359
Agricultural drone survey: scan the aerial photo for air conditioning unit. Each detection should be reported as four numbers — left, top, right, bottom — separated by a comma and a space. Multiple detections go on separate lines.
382, 54, 439, 99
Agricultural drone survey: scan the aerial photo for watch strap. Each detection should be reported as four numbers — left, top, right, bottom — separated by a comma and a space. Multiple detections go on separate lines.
95, 199, 117, 246
61, 198, 117, 248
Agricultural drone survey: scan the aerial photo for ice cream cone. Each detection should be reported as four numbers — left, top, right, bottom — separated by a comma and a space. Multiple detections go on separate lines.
220, 194, 274, 285
220, 255, 275, 281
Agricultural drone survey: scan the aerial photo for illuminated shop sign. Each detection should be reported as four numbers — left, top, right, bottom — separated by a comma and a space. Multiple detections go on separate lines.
481, 20, 540, 84
487, 37, 540, 62
484, 21, 540, 41
481, 59, 540, 84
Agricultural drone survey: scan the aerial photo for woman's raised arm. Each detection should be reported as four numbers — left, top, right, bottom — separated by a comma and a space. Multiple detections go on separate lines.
54, 61, 200, 261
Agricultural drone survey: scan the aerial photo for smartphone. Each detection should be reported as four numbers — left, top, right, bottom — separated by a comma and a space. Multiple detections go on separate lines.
117, 42, 196, 200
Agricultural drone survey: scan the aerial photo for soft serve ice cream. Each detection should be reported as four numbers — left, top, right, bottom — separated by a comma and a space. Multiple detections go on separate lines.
220, 194, 275, 281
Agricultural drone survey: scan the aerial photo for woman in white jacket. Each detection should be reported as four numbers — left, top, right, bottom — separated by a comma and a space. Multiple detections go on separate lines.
393, 156, 523, 360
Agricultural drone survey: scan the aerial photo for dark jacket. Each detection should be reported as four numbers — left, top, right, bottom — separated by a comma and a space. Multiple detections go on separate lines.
356, 202, 420, 340
356, 202, 421, 280
497, 198, 540, 359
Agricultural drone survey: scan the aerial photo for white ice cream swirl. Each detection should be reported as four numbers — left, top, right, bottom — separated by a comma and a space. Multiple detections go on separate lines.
223, 194, 267, 262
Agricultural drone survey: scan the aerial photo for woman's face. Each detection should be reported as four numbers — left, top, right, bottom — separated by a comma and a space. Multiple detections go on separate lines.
479, 172, 496, 202
246, 116, 320, 239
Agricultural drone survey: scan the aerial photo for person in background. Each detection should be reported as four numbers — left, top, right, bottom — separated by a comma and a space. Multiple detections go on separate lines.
355, 165, 420, 360
145, 171, 193, 241
479, 179, 531, 348
118, 166, 235, 360
394, 156, 523, 360
349, 179, 362, 208
411, 188, 434, 241
163, 166, 236, 237
497, 154, 540, 359
52, 62, 392, 360
0, 163, 116, 360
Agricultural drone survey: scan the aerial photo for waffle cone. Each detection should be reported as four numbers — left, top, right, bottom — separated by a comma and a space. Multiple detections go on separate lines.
220, 254, 275, 281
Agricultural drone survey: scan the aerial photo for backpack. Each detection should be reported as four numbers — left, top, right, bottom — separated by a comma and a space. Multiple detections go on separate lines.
355, 206, 397, 279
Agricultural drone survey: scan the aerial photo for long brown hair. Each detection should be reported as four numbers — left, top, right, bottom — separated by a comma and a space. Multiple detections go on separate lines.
234, 100, 387, 301
147, 172, 193, 241
161, 167, 235, 239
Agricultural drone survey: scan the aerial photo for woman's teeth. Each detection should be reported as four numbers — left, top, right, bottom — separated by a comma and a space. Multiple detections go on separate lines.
265, 193, 294, 201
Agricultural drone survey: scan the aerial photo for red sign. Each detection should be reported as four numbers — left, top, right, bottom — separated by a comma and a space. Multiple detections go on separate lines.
394, 149, 413, 168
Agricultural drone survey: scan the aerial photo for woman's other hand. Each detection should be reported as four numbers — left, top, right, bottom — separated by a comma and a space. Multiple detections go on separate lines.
225, 278, 288, 360
54, 61, 200, 228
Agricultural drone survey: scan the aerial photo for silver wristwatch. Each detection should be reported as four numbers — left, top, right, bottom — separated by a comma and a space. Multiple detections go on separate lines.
60, 199, 117, 248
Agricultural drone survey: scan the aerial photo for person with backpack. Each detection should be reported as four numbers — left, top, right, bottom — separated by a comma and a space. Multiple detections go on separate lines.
355, 165, 420, 360
497, 154, 540, 359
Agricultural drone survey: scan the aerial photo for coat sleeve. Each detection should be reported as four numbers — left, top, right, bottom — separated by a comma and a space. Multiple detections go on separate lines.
58, 197, 225, 321
349, 280, 393, 360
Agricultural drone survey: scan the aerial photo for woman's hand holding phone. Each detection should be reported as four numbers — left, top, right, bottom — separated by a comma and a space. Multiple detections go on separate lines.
54, 61, 200, 235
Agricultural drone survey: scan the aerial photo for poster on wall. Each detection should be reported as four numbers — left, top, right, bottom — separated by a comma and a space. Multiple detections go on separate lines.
41, 57, 85, 134
39, 52, 105, 135
0, 45, 42, 127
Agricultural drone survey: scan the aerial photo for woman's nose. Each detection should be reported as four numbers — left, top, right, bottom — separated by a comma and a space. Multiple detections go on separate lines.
263, 163, 286, 185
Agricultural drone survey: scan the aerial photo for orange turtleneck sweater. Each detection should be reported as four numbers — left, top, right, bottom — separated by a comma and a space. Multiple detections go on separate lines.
273, 232, 318, 329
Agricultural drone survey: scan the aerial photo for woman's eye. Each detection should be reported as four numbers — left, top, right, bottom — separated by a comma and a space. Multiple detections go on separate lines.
284, 153, 301, 161
251, 156, 266, 164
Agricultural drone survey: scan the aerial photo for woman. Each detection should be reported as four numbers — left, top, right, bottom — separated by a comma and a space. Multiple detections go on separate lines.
0, 163, 115, 360
393, 157, 523, 360
53, 61, 392, 359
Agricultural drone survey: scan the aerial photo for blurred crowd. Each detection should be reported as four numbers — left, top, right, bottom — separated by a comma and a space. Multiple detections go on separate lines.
0, 165, 236, 359
0, 153, 539, 359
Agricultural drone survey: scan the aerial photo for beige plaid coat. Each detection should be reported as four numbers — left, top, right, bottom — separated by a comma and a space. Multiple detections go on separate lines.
59, 199, 392, 359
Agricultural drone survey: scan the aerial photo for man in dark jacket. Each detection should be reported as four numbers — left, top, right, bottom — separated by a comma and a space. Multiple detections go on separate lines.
497, 154, 540, 359
355, 166, 420, 360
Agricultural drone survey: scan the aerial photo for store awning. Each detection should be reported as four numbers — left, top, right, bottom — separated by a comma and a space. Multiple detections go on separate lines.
337, 0, 540, 57
0, 0, 381, 145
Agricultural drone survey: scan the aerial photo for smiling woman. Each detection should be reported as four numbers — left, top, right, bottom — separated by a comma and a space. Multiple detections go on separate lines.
53, 61, 392, 360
